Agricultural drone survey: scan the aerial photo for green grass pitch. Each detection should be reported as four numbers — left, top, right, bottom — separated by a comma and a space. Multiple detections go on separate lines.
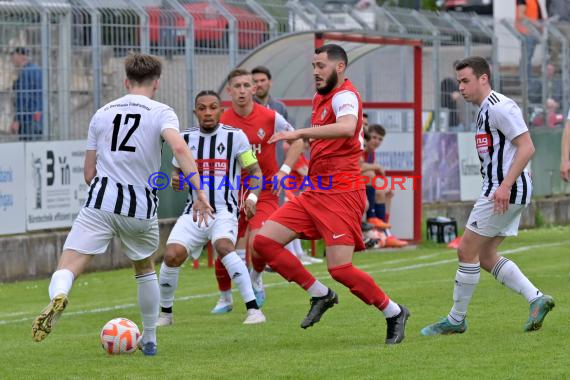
1, 227, 569, 379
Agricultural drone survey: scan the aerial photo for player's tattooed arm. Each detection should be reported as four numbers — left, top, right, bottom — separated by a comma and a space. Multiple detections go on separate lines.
84, 150, 97, 185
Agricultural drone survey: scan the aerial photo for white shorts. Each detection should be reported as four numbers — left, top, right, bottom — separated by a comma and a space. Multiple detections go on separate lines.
63, 207, 159, 261
465, 197, 527, 237
166, 211, 238, 260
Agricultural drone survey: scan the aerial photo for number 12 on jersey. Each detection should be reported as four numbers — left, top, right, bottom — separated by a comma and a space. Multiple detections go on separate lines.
111, 113, 141, 152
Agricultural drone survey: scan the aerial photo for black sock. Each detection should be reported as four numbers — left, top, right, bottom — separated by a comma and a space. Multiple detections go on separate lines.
161, 306, 172, 313
245, 300, 259, 310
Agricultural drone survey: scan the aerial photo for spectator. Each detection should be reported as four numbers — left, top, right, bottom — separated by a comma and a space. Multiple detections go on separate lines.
547, 0, 570, 68
532, 97, 564, 128
251, 65, 289, 176
560, 107, 570, 181
252, 65, 288, 120
529, 63, 562, 104
360, 124, 407, 248
441, 61, 461, 128
547, 0, 570, 21
516, 0, 547, 79
10, 47, 42, 141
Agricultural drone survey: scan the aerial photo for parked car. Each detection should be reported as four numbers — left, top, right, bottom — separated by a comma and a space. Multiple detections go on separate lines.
442, 0, 493, 15
148, 1, 268, 51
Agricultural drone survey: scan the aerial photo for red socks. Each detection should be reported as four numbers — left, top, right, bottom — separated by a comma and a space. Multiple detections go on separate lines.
252, 236, 391, 310
214, 244, 265, 291
328, 263, 390, 310
253, 235, 316, 290
214, 257, 231, 292
251, 253, 266, 274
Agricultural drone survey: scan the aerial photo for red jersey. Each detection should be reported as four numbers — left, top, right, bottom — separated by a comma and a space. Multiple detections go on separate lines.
309, 79, 364, 193
221, 103, 293, 188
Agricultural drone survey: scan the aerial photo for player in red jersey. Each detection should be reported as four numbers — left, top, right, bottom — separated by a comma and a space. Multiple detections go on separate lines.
253, 44, 410, 344
211, 68, 304, 313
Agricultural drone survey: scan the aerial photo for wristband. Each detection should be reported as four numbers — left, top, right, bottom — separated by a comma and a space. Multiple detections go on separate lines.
280, 164, 292, 175
246, 193, 258, 204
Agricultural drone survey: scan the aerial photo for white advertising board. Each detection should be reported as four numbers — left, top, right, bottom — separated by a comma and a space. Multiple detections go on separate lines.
0, 143, 26, 235
25, 140, 88, 231
457, 133, 482, 201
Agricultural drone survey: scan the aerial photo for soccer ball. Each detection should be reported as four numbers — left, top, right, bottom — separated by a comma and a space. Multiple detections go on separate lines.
100, 317, 141, 354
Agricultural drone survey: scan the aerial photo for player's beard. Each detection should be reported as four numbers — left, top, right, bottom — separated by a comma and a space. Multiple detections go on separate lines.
316, 70, 338, 95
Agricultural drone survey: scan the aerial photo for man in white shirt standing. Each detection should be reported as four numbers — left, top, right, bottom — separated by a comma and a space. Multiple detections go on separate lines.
31, 53, 213, 355
421, 56, 554, 336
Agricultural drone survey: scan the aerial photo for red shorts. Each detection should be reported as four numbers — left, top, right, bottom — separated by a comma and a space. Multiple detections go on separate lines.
269, 190, 366, 251
238, 191, 279, 238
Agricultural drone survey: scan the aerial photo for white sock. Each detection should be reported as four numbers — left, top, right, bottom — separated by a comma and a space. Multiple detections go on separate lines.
221, 252, 256, 304
159, 263, 180, 310
382, 300, 402, 318
236, 248, 246, 263
136, 271, 159, 345
293, 239, 304, 257
307, 280, 329, 297
492, 257, 543, 303
448, 262, 480, 325
220, 290, 233, 302
250, 269, 263, 290
48, 269, 74, 299
285, 241, 297, 257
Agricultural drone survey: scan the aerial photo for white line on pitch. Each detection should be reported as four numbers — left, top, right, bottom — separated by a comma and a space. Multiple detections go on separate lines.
0, 241, 565, 326
365, 241, 568, 275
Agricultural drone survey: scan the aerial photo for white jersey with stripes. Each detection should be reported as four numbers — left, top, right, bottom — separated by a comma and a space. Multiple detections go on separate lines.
172, 123, 251, 216
475, 90, 532, 204
84, 94, 179, 219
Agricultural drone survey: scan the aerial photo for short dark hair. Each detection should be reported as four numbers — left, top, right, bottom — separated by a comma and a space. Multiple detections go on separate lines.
314, 44, 348, 65
455, 56, 491, 82
251, 66, 271, 80
124, 53, 162, 84
363, 112, 368, 119
10, 46, 28, 56
368, 124, 386, 137
227, 68, 251, 84
195, 90, 221, 106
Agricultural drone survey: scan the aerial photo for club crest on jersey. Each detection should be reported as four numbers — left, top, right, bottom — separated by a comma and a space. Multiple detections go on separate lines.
217, 142, 225, 155
321, 108, 327, 120
257, 128, 266, 140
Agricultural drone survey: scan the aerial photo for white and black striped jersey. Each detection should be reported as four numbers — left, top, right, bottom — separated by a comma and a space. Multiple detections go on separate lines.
172, 123, 252, 216
84, 94, 180, 219
475, 91, 532, 204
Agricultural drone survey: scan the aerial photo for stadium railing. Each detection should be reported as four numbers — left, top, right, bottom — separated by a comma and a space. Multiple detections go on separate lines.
1, 0, 570, 235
